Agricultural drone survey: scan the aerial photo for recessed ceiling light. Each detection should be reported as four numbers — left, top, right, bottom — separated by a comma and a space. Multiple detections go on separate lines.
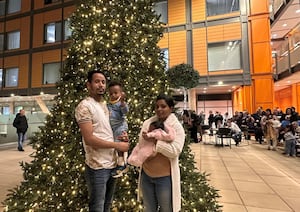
282, 23, 287, 27
218, 81, 223, 85
296, 9, 300, 13
287, 80, 291, 83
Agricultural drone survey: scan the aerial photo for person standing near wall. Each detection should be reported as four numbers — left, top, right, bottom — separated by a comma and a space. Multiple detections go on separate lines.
13, 109, 28, 151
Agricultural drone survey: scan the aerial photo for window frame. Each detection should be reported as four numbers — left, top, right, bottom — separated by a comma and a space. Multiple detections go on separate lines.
207, 40, 242, 72
4, 67, 19, 87
44, 22, 62, 44
0, 0, 5, 16
206, 0, 240, 17
154, 1, 168, 24
64, 19, 72, 40
43, 62, 61, 85
7, 30, 20, 50
7, 0, 21, 14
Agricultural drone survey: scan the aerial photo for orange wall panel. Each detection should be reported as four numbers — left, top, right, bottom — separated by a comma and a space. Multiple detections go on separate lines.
207, 22, 241, 43
64, 6, 76, 19
21, 0, 31, 12
31, 53, 43, 88
193, 28, 207, 75
168, 31, 187, 67
0, 22, 4, 32
168, 0, 185, 26
253, 78, 274, 109
4, 56, 19, 67
191, 0, 205, 22
32, 14, 44, 48
44, 9, 63, 23
20, 17, 30, 49
18, 55, 30, 89
207, 25, 224, 42
223, 22, 241, 40
42, 49, 62, 62
158, 34, 169, 48
252, 43, 272, 73
6, 19, 20, 31
250, 0, 269, 15
250, 18, 271, 43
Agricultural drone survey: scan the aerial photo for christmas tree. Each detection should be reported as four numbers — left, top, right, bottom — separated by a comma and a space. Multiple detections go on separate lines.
3, 0, 221, 211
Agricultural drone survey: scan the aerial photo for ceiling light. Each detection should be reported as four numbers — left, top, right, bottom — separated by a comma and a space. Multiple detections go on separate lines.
296, 9, 300, 13
282, 23, 287, 27
218, 81, 223, 85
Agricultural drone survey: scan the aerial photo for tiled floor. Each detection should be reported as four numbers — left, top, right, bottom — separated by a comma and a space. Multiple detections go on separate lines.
192, 137, 300, 212
0, 142, 33, 211
0, 139, 300, 211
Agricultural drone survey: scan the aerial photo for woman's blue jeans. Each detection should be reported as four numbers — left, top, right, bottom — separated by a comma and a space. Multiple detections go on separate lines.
85, 165, 116, 212
141, 170, 172, 212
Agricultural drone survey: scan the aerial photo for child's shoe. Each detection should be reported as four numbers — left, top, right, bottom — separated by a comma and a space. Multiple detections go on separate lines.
111, 165, 128, 178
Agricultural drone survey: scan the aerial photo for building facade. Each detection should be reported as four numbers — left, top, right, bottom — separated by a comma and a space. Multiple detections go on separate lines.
0, 0, 299, 116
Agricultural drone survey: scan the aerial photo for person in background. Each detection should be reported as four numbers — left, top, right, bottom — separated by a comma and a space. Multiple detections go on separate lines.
75, 70, 129, 212
227, 118, 242, 146
13, 109, 28, 151
261, 108, 278, 151
214, 111, 223, 129
283, 124, 296, 157
107, 81, 129, 178
208, 110, 215, 135
137, 94, 185, 212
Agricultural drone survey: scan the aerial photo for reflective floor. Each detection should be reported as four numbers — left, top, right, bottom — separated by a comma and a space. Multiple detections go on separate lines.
1, 138, 300, 212
192, 136, 300, 212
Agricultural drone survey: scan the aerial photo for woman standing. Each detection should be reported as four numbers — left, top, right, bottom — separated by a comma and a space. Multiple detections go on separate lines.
138, 94, 185, 212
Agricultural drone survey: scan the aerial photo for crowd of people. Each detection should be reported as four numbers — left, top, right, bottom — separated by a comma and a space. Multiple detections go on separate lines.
181, 107, 300, 156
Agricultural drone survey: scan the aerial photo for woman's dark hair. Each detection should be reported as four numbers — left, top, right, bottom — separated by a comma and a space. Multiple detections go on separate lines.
156, 93, 175, 108
87, 70, 106, 83
266, 108, 272, 114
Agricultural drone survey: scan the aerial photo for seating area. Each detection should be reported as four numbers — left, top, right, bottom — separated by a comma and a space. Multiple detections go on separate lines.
216, 128, 232, 148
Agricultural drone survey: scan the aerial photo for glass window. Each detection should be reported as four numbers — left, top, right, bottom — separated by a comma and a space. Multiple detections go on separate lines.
206, 0, 239, 16
208, 40, 242, 71
45, 22, 62, 43
8, 0, 21, 14
43, 62, 61, 84
64, 20, 72, 40
0, 34, 4, 50
2, 106, 10, 115
0, 1, 5, 16
154, 1, 168, 24
161, 48, 169, 70
0, 68, 3, 87
5, 67, 18, 87
44, 0, 60, 4
7, 31, 20, 49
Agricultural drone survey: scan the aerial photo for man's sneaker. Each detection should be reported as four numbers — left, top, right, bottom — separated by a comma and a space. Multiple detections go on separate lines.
112, 165, 129, 178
